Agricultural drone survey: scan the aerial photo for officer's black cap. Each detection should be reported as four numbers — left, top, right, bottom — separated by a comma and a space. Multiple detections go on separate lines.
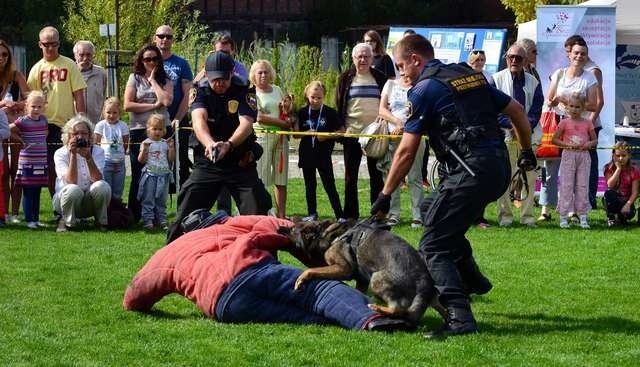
205, 51, 234, 80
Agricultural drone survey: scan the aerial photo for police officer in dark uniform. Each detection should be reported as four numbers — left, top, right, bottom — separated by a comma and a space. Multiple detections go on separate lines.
166, 51, 271, 243
371, 35, 537, 338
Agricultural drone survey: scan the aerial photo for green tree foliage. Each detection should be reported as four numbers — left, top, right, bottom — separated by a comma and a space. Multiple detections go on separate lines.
500, 0, 583, 23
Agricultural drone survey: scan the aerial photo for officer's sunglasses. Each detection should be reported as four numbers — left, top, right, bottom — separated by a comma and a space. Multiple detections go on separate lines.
470, 49, 485, 55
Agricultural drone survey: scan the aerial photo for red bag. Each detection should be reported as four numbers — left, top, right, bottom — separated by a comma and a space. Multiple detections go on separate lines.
535, 107, 560, 158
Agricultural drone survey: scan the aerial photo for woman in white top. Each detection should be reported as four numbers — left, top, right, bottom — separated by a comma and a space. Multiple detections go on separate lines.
377, 75, 424, 228
539, 40, 598, 221
250, 59, 290, 218
53, 115, 111, 232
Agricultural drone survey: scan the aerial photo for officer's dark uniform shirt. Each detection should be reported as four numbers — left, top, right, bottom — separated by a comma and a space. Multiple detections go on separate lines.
190, 76, 257, 173
404, 59, 512, 148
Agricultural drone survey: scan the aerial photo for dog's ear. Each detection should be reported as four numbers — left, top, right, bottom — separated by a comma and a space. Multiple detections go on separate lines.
277, 226, 292, 235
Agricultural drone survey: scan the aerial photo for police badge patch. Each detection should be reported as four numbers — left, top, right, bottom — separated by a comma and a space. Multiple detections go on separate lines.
246, 93, 258, 111
188, 88, 197, 107
406, 101, 413, 117
228, 100, 239, 114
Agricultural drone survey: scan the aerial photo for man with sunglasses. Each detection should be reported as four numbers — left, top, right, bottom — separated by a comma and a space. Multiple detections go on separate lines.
371, 34, 535, 338
492, 43, 544, 228
154, 25, 194, 189
28, 26, 87, 198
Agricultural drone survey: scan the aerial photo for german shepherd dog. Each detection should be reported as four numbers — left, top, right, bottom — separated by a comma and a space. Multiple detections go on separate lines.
279, 218, 445, 327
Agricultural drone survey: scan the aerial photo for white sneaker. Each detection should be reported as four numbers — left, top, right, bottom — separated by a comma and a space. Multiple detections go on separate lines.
26, 221, 38, 229
559, 216, 570, 229
8, 215, 20, 224
579, 215, 590, 229
411, 220, 422, 229
36, 222, 48, 228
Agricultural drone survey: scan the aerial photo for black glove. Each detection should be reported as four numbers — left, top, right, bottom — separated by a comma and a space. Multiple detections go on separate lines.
517, 148, 537, 171
371, 192, 392, 217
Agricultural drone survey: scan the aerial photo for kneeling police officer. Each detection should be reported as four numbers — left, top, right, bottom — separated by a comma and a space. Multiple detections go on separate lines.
372, 35, 536, 338
166, 51, 271, 243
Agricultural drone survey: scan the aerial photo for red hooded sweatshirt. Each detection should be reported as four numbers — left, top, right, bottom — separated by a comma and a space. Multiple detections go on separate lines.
123, 216, 293, 317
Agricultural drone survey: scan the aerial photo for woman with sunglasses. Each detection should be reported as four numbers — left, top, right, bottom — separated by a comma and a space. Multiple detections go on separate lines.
467, 49, 493, 84
124, 44, 173, 223
0, 40, 29, 225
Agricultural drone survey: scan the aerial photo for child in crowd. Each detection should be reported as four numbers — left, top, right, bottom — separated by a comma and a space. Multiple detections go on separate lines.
137, 114, 174, 230
602, 141, 640, 226
94, 97, 129, 200
295, 81, 345, 221
552, 94, 597, 229
279, 93, 297, 128
9, 91, 48, 229
0, 110, 9, 227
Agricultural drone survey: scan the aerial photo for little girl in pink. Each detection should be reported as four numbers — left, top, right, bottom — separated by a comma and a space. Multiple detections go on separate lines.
552, 94, 597, 228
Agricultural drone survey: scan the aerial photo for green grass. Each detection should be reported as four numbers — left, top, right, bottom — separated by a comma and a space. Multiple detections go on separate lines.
1, 178, 639, 366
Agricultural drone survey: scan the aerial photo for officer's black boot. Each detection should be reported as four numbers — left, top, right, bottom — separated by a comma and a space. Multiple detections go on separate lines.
423, 305, 478, 339
457, 256, 493, 295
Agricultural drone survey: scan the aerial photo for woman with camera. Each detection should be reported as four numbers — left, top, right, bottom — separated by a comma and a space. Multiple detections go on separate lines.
53, 115, 111, 232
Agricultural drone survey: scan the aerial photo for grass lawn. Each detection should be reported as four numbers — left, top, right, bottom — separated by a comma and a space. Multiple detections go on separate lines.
1, 178, 639, 366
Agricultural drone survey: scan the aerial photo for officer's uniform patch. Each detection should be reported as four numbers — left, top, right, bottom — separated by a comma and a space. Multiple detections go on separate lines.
447, 72, 488, 95
246, 93, 257, 111
406, 101, 413, 117
228, 100, 239, 114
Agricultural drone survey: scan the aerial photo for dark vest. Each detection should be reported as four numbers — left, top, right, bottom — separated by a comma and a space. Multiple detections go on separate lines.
417, 62, 501, 161
191, 79, 257, 168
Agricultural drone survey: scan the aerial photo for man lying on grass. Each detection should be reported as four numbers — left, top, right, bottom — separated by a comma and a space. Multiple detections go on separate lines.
123, 213, 410, 332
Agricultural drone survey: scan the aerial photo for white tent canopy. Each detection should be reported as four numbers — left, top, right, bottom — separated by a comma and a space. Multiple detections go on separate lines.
517, 0, 640, 45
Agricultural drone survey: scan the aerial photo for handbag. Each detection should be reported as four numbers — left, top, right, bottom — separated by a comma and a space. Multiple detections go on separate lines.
535, 106, 561, 158
359, 117, 389, 159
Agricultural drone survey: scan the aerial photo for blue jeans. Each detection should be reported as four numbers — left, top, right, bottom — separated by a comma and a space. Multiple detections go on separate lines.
22, 187, 42, 222
539, 159, 560, 207
215, 260, 377, 330
103, 160, 126, 200
138, 172, 170, 224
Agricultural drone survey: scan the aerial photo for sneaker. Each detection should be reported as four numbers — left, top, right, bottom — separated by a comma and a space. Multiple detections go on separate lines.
7, 214, 20, 224
160, 222, 169, 231
56, 219, 69, 233
499, 221, 512, 227
537, 213, 551, 222
337, 217, 348, 224
559, 216, 570, 229
302, 214, 319, 222
579, 215, 590, 229
411, 220, 422, 229
607, 219, 617, 227
36, 222, 48, 228
386, 216, 400, 226
27, 221, 38, 229
143, 222, 154, 230
267, 208, 277, 217
524, 222, 537, 228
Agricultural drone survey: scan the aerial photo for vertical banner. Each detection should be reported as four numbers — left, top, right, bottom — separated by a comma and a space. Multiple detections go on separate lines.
616, 45, 640, 124
536, 5, 616, 176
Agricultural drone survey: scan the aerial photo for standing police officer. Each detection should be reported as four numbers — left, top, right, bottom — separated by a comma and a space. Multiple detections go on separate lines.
166, 51, 271, 243
371, 35, 536, 338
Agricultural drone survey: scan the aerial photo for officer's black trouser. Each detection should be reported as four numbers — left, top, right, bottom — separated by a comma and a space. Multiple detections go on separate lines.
419, 146, 510, 309
342, 137, 383, 220
166, 164, 271, 244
